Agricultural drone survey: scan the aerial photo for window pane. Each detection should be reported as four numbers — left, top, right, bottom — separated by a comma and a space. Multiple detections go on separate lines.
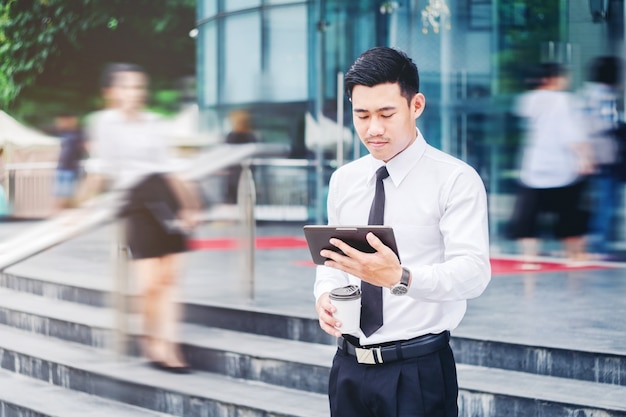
266, 0, 303, 4
224, 13, 261, 103
198, 0, 217, 20
266, 6, 308, 101
224, 0, 261, 12
201, 21, 218, 106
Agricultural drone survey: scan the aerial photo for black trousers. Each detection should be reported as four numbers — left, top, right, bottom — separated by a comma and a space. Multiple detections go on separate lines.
508, 180, 588, 239
328, 343, 458, 417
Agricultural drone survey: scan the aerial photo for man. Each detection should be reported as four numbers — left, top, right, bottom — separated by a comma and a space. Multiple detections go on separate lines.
314, 47, 491, 416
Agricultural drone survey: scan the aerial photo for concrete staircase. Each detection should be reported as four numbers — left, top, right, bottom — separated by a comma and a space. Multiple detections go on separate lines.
0, 268, 625, 416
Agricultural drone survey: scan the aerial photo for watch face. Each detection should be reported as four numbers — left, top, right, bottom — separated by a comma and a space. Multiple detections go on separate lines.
391, 285, 408, 296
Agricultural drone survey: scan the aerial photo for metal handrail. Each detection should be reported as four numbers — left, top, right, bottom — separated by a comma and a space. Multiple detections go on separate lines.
0, 142, 289, 360
0, 143, 289, 271
4, 161, 57, 170
5, 156, 330, 171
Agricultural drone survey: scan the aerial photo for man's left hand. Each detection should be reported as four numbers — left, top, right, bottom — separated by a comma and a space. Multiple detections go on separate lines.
320, 232, 402, 288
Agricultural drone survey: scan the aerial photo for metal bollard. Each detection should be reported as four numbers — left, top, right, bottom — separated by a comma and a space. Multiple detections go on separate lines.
237, 162, 256, 300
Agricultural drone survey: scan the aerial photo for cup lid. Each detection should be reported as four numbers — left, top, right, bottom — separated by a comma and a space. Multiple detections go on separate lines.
329, 285, 361, 300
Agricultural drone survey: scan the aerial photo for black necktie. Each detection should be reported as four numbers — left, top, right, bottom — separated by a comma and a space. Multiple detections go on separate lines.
360, 166, 389, 337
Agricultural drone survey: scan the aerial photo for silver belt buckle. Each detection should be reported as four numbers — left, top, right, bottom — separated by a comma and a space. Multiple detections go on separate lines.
355, 347, 383, 364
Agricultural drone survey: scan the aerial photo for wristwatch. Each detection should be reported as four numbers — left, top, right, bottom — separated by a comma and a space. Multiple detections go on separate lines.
390, 267, 411, 296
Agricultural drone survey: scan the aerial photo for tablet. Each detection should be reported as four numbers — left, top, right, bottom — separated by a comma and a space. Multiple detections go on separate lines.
303, 225, 399, 265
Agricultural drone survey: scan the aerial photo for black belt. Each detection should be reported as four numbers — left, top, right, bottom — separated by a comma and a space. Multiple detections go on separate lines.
337, 331, 450, 365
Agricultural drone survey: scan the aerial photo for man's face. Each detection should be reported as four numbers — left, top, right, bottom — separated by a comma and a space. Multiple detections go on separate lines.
112, 71, 148, 113
351, 82, 425, 162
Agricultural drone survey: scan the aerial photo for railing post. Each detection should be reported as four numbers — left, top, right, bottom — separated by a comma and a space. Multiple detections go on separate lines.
113, 218, 129, 360
237, 161, 256, 300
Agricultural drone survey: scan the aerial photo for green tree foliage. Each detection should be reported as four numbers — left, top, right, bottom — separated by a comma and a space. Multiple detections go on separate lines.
496, 0, 562, 93
0, 0, 196, 121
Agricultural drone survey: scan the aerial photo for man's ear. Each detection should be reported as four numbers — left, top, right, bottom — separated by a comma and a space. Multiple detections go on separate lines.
411, 93, 426, 118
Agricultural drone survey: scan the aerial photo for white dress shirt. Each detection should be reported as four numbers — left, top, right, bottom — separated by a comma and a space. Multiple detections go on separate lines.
515, 90, 587, 188
86, 109, 178, 190
314, 130, 491, 346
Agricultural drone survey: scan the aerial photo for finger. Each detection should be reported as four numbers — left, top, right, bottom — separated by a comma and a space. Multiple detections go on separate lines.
327, 238, 362, 260
366, 232, 398, 260
317, 296, 336, 314
316, 293, 335, 316
317, 308, 342, 337
319, 318, 342, 337
322, 253, 361, 273
319, 242, 360, 270
319, 247, 345, 263
322, 314, 342, 337
319, 308, 338, 326
366, 232, 387, 251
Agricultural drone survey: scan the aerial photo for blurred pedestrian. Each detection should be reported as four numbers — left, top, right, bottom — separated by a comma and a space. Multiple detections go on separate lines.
53, 113, 85, 210
509, 63, 593, 268
78, 63, 201, 373
314, 47, 490, 417
579, 56, 623, 259
224, 109, 257, 203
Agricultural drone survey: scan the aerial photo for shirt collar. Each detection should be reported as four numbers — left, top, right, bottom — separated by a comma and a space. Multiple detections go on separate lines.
368, 129, 427, 186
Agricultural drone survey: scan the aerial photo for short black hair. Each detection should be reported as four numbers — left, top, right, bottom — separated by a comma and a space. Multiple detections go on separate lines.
538, 62, 567, 79
344, 47, 420, 104
524, 62, 567, 89
100, 62, 146, 89
588, 56, 623, 86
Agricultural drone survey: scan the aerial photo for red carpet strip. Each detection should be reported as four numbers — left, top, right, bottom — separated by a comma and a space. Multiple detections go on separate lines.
189, 236, 613, 275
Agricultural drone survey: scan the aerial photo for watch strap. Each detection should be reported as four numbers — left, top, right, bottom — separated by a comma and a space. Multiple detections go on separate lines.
400, 267, 410, 286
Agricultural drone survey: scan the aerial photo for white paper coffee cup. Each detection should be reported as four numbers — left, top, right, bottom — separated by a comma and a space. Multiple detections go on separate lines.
329, 285, 361, 334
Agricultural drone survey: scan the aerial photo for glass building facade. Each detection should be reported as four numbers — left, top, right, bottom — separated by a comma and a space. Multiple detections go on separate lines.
195, 0, 625, 249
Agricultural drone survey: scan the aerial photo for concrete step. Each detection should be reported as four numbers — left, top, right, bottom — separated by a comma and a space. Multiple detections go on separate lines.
457, 364, 626, 417
3, 276, 626, 393
0, 368, 175, 417
0, 325, 329, 417
0, 268, 110, 307
0, 270, 333, 345
0, 287, 335, 393
452, 335, 626, 387
0, 286, 112, 348
183, 301, 333, 344
3, 267, 626, 415
2, 321, 626, 417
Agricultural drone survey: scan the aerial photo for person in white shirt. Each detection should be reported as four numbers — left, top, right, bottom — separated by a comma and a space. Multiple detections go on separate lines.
579, 56, 623, 259
509, 63, 593, 268
79, 63, 200, 373
314, 47, 491, 417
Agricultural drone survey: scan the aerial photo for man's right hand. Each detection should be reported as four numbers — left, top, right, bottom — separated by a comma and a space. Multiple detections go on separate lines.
316, 292, 342, 338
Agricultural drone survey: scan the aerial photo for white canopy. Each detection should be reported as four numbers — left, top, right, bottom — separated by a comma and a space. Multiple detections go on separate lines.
0, 110, 60, 148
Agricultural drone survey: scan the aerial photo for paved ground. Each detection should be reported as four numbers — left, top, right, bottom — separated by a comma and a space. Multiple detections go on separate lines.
1, 217, 626, 355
